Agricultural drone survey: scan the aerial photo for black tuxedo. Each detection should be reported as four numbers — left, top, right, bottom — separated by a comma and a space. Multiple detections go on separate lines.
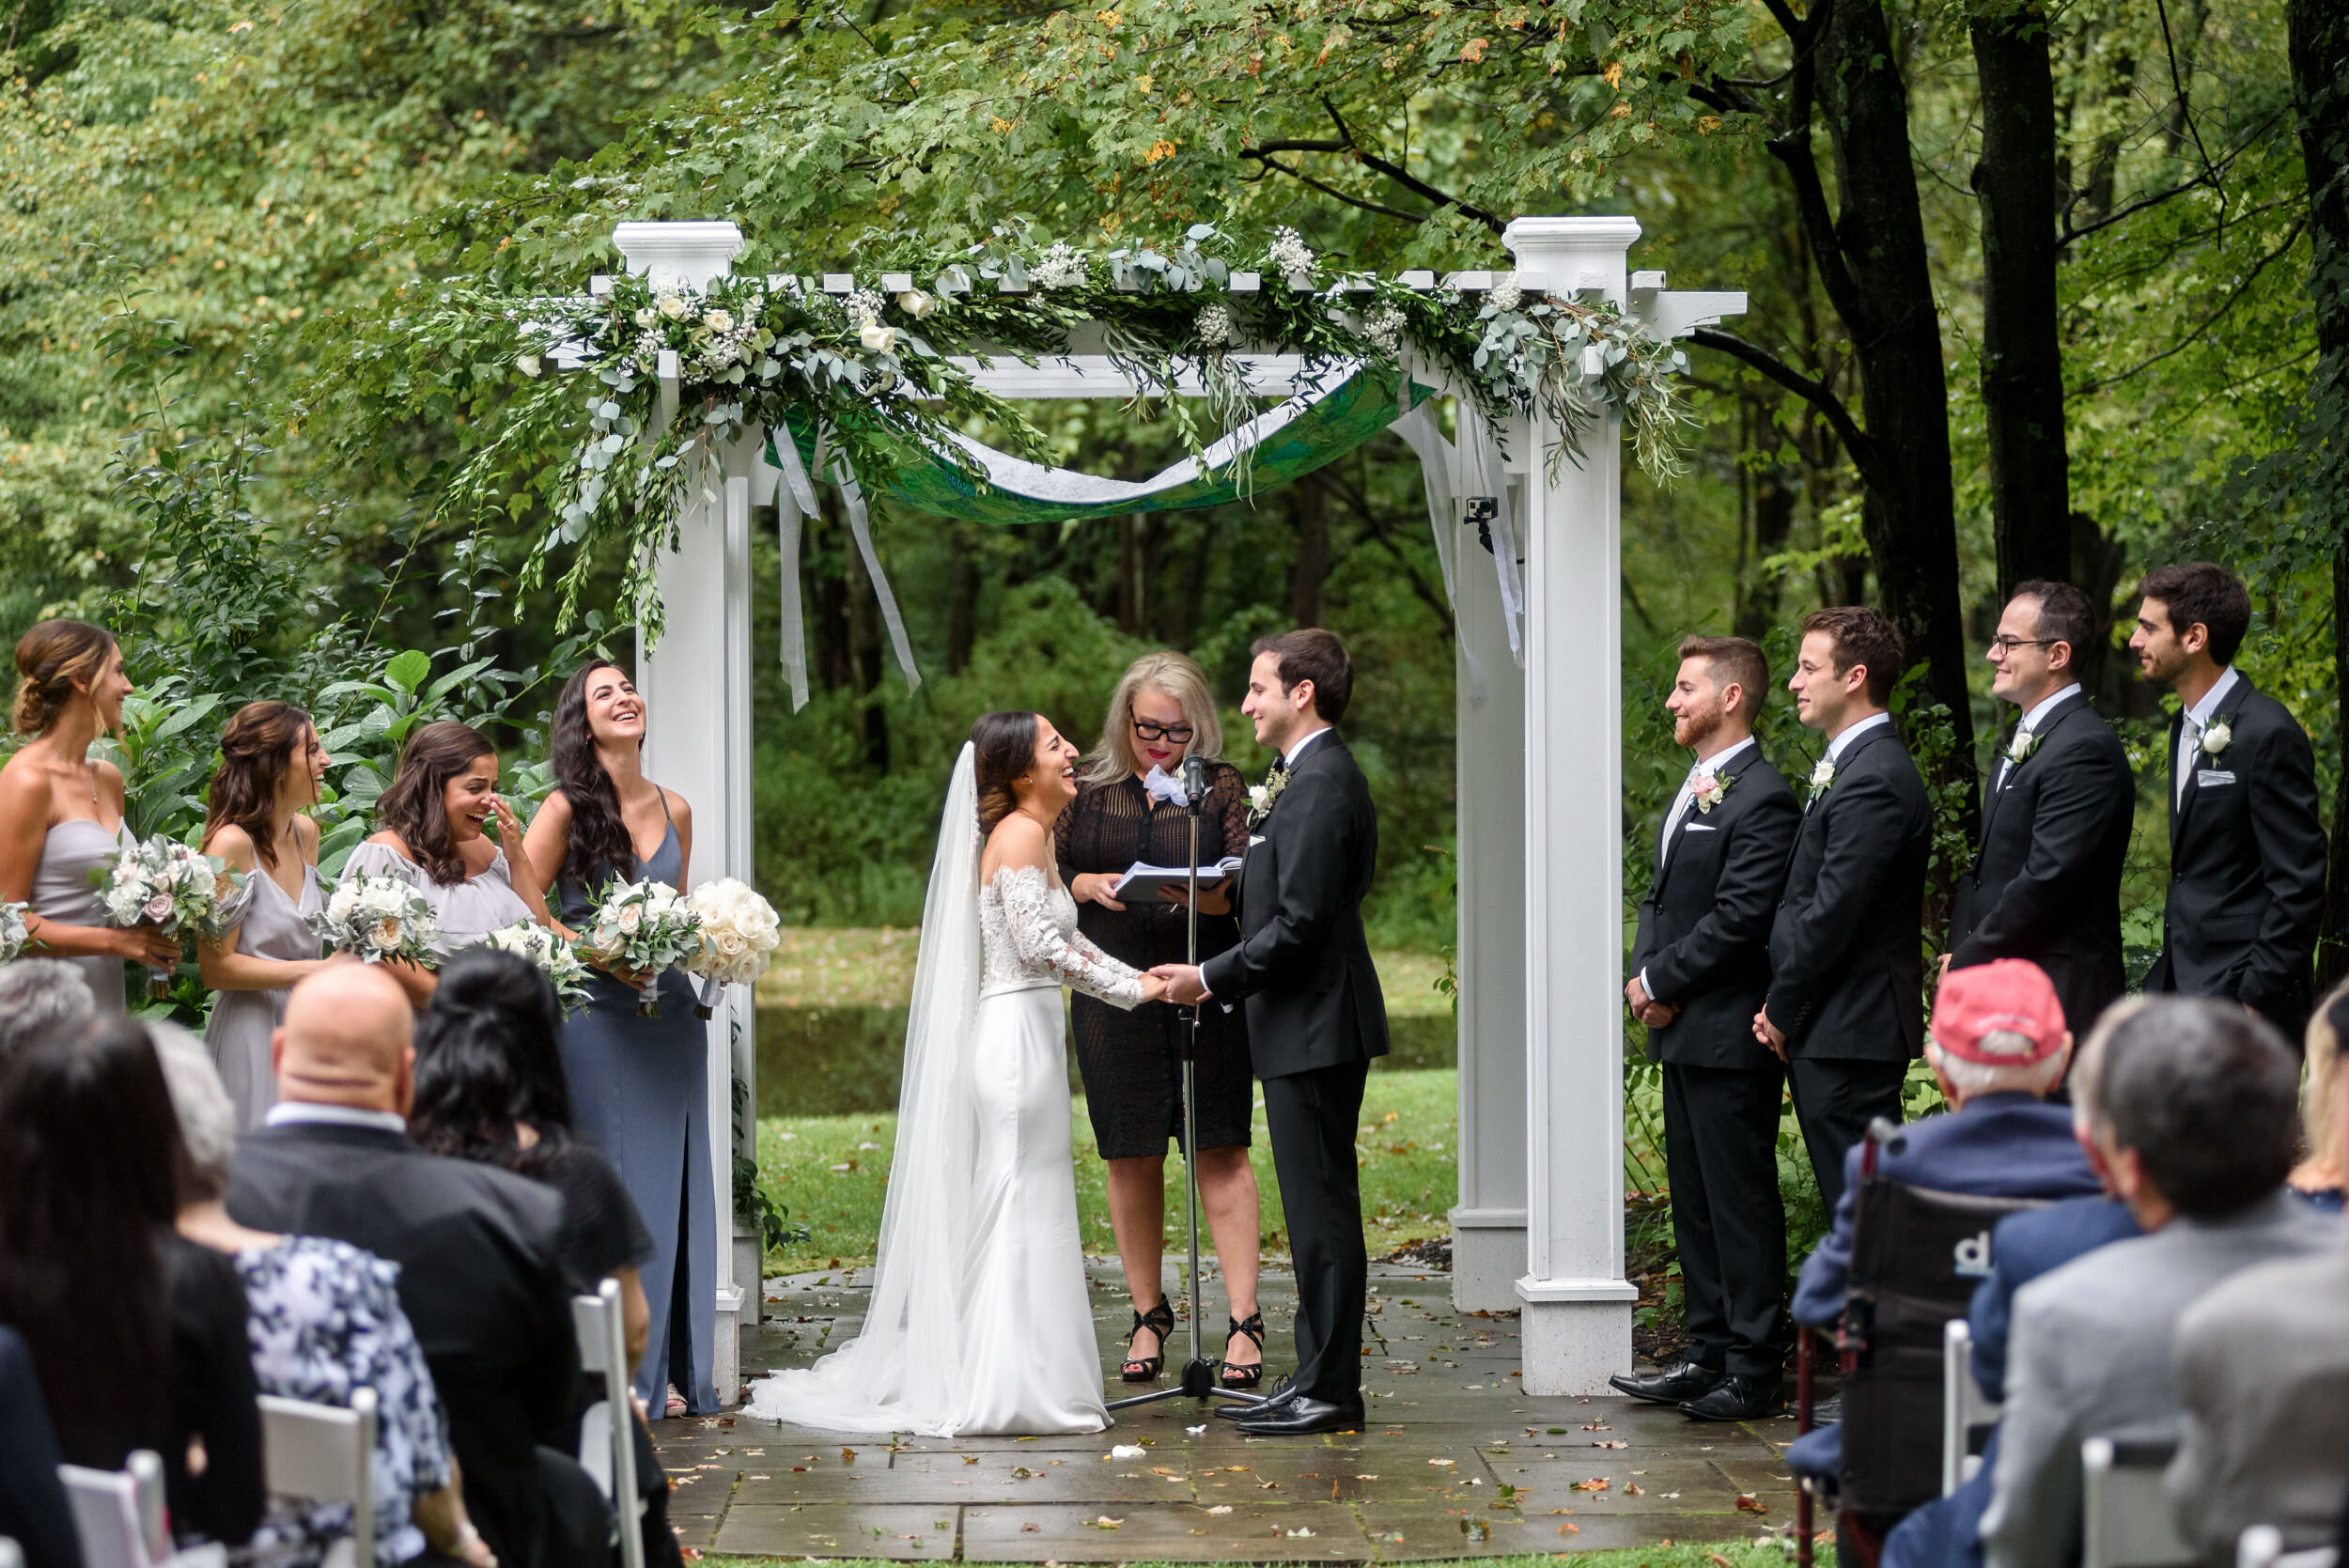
1630, 742, 1799, 1377
1948, 690, 2135, 1032
2146, 675, 2326, 1039
1766, 719, 1932, 1208
229, 1120, 588, 1568
1201, 730, 1387, 1403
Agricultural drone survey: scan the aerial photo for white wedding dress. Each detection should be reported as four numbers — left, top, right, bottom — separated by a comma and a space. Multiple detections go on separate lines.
744, 746, 1145, 1436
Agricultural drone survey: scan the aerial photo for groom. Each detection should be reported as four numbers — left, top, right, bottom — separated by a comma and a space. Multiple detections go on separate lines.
1156, 629, 1389, 1436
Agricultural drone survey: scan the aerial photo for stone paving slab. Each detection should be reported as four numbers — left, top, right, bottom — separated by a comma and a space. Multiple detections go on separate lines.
650, 1259, 1812, 1560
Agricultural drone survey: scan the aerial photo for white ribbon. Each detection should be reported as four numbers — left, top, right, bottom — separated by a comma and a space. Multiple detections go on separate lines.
833, 463, 922, 693
776, 488, 810, 712
1387, 402, 1486, 706
1452, 400, 1523, 666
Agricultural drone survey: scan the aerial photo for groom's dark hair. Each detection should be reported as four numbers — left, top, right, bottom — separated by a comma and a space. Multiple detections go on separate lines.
1253, 629, 1352, 723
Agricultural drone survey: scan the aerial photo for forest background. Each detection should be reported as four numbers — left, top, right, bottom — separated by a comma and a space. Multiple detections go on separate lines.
3, 0, 2345, 1276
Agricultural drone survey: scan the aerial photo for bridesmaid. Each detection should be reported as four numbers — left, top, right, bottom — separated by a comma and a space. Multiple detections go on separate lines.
342, 720, 552, 1009
521, 661, 715, 1417
0, 619, 179, 1015
198, 702, 332, 1129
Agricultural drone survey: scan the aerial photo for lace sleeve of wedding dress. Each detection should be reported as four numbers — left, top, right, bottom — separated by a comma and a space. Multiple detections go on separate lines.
990, 865, 1146, 1009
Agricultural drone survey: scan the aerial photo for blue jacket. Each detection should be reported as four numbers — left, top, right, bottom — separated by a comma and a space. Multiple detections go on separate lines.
1793, 1093, 2104, 1327
1968, 1197, 2141, 1402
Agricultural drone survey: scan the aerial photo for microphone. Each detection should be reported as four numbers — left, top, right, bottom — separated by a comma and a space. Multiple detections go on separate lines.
1182, 755, 1209, 809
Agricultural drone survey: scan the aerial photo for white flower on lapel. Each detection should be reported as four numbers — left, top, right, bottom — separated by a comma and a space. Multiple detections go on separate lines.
1689, 771, 1732, 815
1245, 770, 1290, 829
1807, 758, 1835, 802
2007, 727, 2040, 766
2200, 718, 2233, 756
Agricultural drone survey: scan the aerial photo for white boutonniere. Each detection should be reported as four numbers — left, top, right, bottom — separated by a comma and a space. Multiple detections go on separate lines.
2007, 727, 2040, 765
1806, 758, 1836, 803
1689, 770, 1734, 815
1246, 769, 1290, 829
2199, 716, 2234, 756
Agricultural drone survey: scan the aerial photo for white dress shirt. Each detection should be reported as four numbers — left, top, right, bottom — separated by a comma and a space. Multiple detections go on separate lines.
263, 1101, 409, 1136
2176, 666, 2241, 805
1827, 709, 1893, 765
1995, 683, 2081, 791
1641, 735, 1758, 1003
1283, 726, 1333, 768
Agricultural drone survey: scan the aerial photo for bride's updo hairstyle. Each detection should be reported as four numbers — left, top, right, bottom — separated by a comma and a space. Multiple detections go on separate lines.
972, 710, 1042, 835
12, 618, 117, 737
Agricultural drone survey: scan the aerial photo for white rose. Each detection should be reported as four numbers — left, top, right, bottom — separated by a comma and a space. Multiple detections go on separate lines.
860, 321, 897, 354
619, 906, 643, 933
633, 307, 658, 329
896, 289, 934, 319
657, 292, 689, 320
1810, 759, 1835, 789
703, 309, 735, 333
516, 353, 542, 378
2200, 722, 2232, 754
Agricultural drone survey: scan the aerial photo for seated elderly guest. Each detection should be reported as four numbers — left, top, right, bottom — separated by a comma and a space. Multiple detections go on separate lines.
148, 1018, 491, 1566
0, 1017, 265, 1551
227, 964, 606, 1568
1980, 999, 2335, 1568
2160, 989, 2349, 1562
0, 957, 92, 1065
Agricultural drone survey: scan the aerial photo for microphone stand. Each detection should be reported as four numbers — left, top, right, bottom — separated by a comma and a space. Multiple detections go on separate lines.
1108, 767, 1265, 1412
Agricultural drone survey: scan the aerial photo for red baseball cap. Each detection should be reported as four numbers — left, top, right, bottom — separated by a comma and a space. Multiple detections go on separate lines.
1931, 959, 2067, 1063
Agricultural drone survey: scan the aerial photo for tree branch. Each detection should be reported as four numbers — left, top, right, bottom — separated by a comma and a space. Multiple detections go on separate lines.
1689, 327, 1881, 487
1237, 153, 1425, 225
2070, 216, 2309, 396
1321, 98, 1508, 236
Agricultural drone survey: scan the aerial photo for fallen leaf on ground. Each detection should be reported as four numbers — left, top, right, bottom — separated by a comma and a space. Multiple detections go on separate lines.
1206, 1505, 1234, 1515
1625, 1482, 1645, 1496
1737, 1494, 1772, 1514
1558, 1523, 1580, 1535
1571, 1477, 1611, 1492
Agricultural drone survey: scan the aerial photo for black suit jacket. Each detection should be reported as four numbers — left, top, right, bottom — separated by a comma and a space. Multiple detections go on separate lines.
228, 1121, 578, 1568
0, 1324, 81, 1568
1199, 731, 1390, 1079
2147, 675, 2326, 1036
1631, 745, 1801, 1069
1766, 720, 1932, 1062
1948, 691, 2135, 1032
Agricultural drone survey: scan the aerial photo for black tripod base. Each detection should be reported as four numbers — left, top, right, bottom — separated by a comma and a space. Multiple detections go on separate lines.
1106, 1361, 1266, 1412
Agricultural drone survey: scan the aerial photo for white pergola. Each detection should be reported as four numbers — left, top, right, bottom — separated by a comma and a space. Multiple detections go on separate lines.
613, 216, 1745, 1400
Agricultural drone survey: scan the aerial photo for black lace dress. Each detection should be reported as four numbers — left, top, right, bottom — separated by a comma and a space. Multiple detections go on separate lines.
1054, 764, 1255, 1158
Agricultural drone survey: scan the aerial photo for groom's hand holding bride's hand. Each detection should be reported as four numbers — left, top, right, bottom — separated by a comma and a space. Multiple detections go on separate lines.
1150, 963, 1210, 1005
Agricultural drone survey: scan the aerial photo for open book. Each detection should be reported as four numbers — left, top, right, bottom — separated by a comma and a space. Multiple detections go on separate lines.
1111, 856, 1245, 901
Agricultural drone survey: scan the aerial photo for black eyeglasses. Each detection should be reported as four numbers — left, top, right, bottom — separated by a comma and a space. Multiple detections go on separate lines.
1988, 635, 2059, 654
1129, 710, 1195, 744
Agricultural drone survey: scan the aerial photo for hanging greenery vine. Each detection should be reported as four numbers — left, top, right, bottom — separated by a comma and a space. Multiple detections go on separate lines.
373, 223, 1692, 638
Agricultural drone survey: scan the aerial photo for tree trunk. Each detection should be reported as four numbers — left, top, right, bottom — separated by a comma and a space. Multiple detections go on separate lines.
1115, 513, 1148, 635
1735, 442, 1799, 642
1970, 1, 2076, 598
2288, 0, 2349, 986
844, 530, 891, 772
945, 520, 978, 675
1289, 473, 1330, 628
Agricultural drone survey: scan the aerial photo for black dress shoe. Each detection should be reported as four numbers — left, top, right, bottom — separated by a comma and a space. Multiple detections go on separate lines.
1232, 1394, 1366, 1436
1678, 1373, 1784, 1422
1216, 1376, 1298, 1418
1609, 1360, 1725, 1405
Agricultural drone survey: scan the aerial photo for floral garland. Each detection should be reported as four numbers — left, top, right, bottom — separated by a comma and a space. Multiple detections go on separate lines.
494, 224, 1691, 637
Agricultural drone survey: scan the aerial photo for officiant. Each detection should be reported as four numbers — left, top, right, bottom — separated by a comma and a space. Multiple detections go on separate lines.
1056, 651, 1265, 1391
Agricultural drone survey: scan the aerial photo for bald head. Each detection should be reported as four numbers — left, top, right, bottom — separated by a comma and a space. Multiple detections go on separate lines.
273, 963, 416, 1113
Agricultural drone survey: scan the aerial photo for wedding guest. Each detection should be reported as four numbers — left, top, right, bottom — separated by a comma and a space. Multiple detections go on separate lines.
228, 965, 601, 1568
0, 1323, 83, 1568
2130, 563, 2326, 1039
1611, 636, 1799, 1423
344, 720, 551, 1008
0, 1015, 265, 1551
521, 661, 714, 1416
0, 958, 93, 1067
2288, 983, 2347, 1209
1979, 999, 2335, 1568
148, 1018, 491, 1568
1757, 607, 1931, 1209
199, 702, 332, 1131
1054, 651, 1264, 1389
1947, 582, 2135, 1032
0, 619, 179, 1015
411, 947, 683, 1568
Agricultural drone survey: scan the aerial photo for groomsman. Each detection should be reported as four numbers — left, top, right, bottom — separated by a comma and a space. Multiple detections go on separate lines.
1614, 636, 1800, 1422
2129, 562, 2326, 1039
1947, 581, 2135, 1033
1757, 607, 1932, 1212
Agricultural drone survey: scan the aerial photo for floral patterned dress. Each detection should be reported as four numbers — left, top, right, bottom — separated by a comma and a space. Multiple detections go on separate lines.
236, 1235, 451, 1566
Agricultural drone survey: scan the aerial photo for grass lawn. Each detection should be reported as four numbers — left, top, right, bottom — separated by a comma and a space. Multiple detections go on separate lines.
706, 1543, 1828, 1567
754, 1066, 1460, 1275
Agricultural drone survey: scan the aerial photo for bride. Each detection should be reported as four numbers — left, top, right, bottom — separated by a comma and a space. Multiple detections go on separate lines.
746, 712, 1170, 1435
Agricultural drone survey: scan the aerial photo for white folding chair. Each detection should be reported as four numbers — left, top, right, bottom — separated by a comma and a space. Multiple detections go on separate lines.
0, 1534, 25, 1568
1941, 1318, 2001, 1496
574, 1278, 646, 1568
57, 1449, 228, 1568
2082, 1434, 2195, 1568
259, 1389, 377, 1568
2239, 1523, 2341, 1568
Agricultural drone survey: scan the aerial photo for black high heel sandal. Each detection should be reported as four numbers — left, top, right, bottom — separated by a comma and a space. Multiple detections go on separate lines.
1122, 1298, 1175, 1383
1219, 1312, 1266, 1389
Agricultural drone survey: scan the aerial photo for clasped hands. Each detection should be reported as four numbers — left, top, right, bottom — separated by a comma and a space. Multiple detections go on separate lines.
1624, 974, 1678, 1031
1148, 963, 1211, 1005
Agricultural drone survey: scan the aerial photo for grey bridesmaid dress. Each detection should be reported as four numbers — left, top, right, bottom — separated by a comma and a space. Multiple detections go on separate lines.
338, 841, 533, 959
555, 799, 717, 1414
31, 817, 135, 1017
204, 861, 323, 1131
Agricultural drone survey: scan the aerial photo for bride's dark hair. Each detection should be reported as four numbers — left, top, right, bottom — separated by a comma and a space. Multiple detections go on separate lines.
550, 661, 638, 892
972, 710, 1041, 835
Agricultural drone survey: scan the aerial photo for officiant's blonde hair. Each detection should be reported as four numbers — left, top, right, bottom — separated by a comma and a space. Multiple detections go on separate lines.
1084, 651, 1224, 786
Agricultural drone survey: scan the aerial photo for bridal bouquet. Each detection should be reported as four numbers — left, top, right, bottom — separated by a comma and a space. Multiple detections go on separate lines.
94, 836, 244, 999
681, 877, 783, 1018
310, 874, 440, 968
0, 900, 27, 963
479, 921, 591, 1014
579, 877, 702, 1017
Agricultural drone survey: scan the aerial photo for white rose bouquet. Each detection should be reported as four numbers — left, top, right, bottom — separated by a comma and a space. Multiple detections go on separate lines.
0, 900, 27, 963
682, 877, 783, 1018
310, 874, 441, 969
480, 921, 591, 1014
94, 836, 244, 999
580, 877, 703, 1017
